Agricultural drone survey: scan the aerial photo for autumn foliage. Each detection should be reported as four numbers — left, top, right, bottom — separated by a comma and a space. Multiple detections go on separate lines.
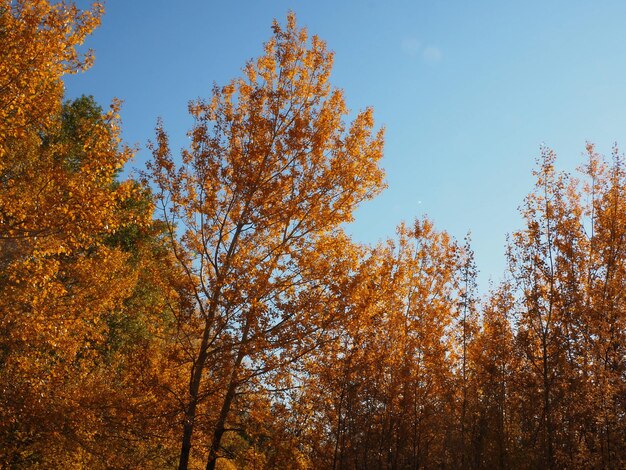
2, 2, 626, 469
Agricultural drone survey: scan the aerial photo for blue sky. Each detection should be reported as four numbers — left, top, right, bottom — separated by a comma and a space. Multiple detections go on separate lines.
65, 1, 626, 290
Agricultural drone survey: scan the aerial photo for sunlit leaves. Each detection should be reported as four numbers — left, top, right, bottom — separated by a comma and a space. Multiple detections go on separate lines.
146, 12, 384, 469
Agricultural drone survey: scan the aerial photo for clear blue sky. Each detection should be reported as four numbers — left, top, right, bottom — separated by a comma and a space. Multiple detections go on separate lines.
65, 1, 626, 290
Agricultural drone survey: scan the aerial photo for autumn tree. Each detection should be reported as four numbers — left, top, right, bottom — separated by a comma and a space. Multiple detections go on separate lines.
454, 233, 480, 469
469, 280, 520, 469
506, 144, 626, 468
507, 148, 578, 469
146, 13, 385, 470
576, 144, 626, 468
0, 2, 179, 465
0, 90, 156, 466
299, 219, 465, 469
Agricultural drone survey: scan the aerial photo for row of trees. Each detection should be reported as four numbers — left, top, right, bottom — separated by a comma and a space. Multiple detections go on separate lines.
300, 146, 626, 470
1, 2, 625, 468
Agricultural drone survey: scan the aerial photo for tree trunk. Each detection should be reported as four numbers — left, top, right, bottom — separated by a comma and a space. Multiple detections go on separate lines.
178, 322, 213, 470
178, 289, 221, 470
542, 335, 554, 470
206, 319, 250, 470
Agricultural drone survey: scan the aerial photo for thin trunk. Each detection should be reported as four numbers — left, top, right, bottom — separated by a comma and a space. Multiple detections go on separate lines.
542, 334, 554, 470
332, 383, 346, 470
180, 216, 246, 469
178, 336, 209, 470
461, 310, 467, 469
498, 356, 507, 470
178, 293, 220, 470
542, 167, 555, 470
206, 318, 251, 470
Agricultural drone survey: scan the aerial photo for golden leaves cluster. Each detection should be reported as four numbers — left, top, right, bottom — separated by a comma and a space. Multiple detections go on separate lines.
0, 2, 179, 467
0, 0, 102, 150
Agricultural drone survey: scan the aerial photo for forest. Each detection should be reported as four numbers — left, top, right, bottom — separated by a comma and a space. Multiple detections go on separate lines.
1, 1, 625, 469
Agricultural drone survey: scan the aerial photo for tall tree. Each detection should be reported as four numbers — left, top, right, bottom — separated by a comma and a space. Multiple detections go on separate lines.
508, 148, 568, 469
578, 144, 626, 468
0, 90, 148, 466
146, 13, 385, 470
300, 219, 464, 469
471, 280, 520, 469
507, 146, 606, 468
0, 3, 175, 465
455, 233, 479, 469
